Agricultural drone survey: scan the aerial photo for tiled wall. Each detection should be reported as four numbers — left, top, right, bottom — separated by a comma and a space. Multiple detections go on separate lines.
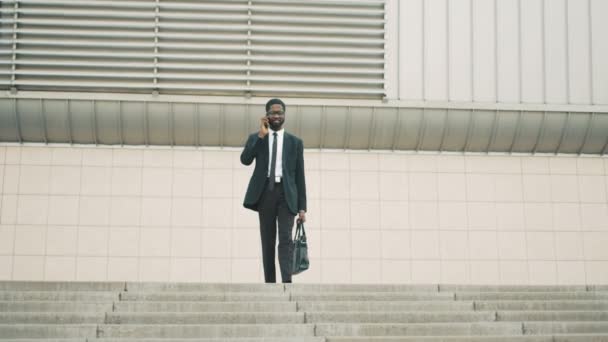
0, 144, 607, 284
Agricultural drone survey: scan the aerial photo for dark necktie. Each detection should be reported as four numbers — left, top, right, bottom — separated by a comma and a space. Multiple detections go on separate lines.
269, 132, 278, 191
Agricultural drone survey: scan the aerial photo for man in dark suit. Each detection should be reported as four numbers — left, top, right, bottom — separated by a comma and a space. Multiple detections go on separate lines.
241, 98, 307, 283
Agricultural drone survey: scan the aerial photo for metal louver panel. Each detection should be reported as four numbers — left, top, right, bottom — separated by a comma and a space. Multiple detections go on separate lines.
0, 0, 386, 99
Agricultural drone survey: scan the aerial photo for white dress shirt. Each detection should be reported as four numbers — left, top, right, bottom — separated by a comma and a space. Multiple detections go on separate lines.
267, 128, 284, 182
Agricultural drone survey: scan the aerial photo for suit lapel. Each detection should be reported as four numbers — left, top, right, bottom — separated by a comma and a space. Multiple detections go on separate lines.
282, 132, 292, 171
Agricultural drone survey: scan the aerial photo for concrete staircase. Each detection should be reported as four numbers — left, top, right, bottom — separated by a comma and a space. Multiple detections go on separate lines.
1, 282, 608, 341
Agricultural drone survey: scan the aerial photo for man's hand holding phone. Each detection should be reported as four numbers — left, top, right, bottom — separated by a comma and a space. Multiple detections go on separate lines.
259, 116, 269, 138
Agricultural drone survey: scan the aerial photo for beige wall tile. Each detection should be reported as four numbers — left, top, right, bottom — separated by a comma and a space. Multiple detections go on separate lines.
0, 226, 15, 255
143, 149, 173, 168
350, 153, 379, 171
381, 231, 410, 259
79, 196, 111, 226
233, 199, 258, 229
441, 261, 469, 284
20, 147, 51, 165
17, 195, 48, 225
350, 172, 379, 200
142, 168, 172, 197
141, 198, 171, 227
13, 256, 44, 280
497, 232, 527, 260
108, 228, 139, 257
82, 148, 112, 167
305, 171, 321, 200
586, 261, 608, 283
580, 204, 608, 231
173, 169, 203, 197
379, 153, 407, 172
51, 148, 82, 166
574, 158, 603, 175
202, 229, 232, 258
14, 226, 46, 255
495, 203, 525, 231
320, 200, 350, 229
523, 175, 552, 202
552, 203, 581, 231
80, 167, 112, 195
583, 232, 608, 260
499, 261, 528, 284
466, 174, 495, 202
170, 258, 201, 282
524, 203, 554, 231
321, 230, 351, 258
351, 259, 381, 283
438, 202, 468, 229
551, 175, 580, 202
379, 172, 408, 201
111, 167, 142, 196
437, 173, 466, 201
19, 165, 50, 194
470, 261, 500, 284
526, 232, 556, 260
495, 174, 523, 202
321, 171, 349, 199
0, 256, 13, 280
203, 170, 233, 198
108, 257, 138, 281
409, 173, 437, 201
351, 230, 381, 258
76, 257, 107, 281
528, 261, 557, 284
437, 155, 465, 173
173, 150, 203, 169
409, 202, 439, 229
231, 228, 259, 258
171, 228, 201, 258
110, 197, 141, 227
295, 257, 321, 283
46, 227, 77, 256
321, 153, 349, 171
140, 228, 171, 257
202, 258, 231, 282
2, 195, 18, 224
411, 231, 440, 260
3, 165, 20, 194
49, 166, 81, 195
77, 227, 108, 257
320, 259, 351, 283
4, 147, 21, 164
381, 260, 411, 283
203, 150, 234, 169
579, 176, 607, 202
554, 232, 584, 260
44, 257, 76, 281
439, 231, 468, 259
467, 202, 497, 230
112, 149, 142, 167
468, 231, 498, 260
48, 196, 79, 225
549, 157, 577, 175
0, 146, 5, 164
139, 257, 170, 282
411, 260, 440, 283
304, 152, 321, 171
409, 155, 438, 172
350, 201, 379, 230
380, 201, 408, 230
556, 261, 586, 285
466, 156, 497, 174
203, 198, 233, 228
521, 156, 550, 174
231, 258, 261, 283
171, 198, 202, 227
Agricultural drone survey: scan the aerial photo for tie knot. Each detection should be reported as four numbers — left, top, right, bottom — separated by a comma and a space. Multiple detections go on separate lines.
273, 132, 277, 137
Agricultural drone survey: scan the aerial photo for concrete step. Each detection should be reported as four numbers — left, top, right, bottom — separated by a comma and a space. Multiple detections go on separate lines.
497, 311, 608, 321
0, 282, 125, 292
0, 324, 97, 339
305, 311, 495, 323
97, 324, 316, 338
297, 301, 474, 312
326, 335, 608, 342
0, 291, 118, 302
113, 301, 297, 312
94, 339, 325, 342
440, 285, 589, 292
0, 340, 86, 342
125, 282, 284, 293
315, 322, 523, 336
119, 292, 289, 302
456, 292, 608, 301
104, 312, 305, 324
287, 284, 440, 292
476, 300, 608, 311
0, 312, 105, 324
0, 301, 113, 312
524, 322, 608, 334
291, 292, 455, 301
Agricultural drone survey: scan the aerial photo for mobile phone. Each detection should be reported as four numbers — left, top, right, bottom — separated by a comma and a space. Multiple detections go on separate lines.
264, 118, 269, 128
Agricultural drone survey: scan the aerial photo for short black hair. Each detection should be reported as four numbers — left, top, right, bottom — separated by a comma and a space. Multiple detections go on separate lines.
265, 98, 286, 113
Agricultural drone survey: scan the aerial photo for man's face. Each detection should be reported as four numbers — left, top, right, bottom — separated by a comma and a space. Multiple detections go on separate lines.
266, 104, 285, 131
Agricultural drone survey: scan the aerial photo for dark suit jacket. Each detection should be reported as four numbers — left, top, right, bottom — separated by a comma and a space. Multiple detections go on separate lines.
241, 131, 307, 215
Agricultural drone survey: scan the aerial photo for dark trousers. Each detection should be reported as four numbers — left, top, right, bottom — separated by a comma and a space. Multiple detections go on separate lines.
257, 180, 295, 283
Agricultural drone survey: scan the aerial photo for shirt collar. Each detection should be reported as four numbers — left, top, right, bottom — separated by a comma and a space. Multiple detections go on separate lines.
270, 128, 285, 137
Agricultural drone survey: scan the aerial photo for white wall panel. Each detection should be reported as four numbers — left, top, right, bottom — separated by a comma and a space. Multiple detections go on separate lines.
448, 0, 472, 102
496, 0, 520, 103
399, 0, 424, 100
424, 0, 448, 101
544, 0, 569, 104
591, 0, 608, 104
472, 0, 496, 102
567, 0, 592, 104
520, 0, 544, 103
